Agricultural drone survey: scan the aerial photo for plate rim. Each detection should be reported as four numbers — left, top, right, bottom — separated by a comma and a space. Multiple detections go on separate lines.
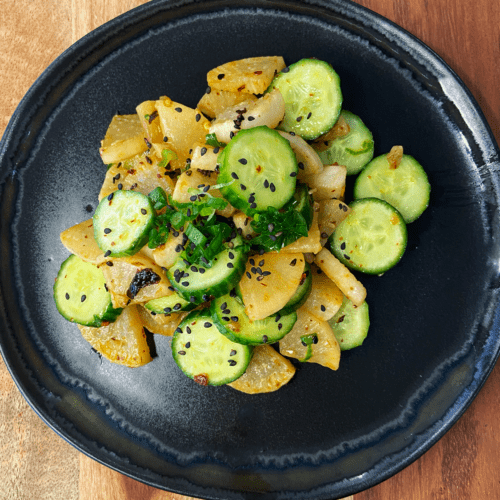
1, 0, 500, 498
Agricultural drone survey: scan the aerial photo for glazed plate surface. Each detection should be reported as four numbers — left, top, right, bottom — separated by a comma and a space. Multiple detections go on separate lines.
1, 1, 500, 498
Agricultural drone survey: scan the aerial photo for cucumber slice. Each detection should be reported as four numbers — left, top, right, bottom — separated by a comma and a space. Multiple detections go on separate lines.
279, 261, 312, 315
93, 189, 155, 257
314, 110, 374, 175
171, 309, 253, 386
285, 182, 314, 230
145, 292, 197, 315
329, 198, 407, 274
328, 297, 370, 350
211, 293, 297, 345
167, 235, 247, 304
354, 152, 431, 223
218, 126, 298, 215
268, 58, 343, 140
54, 254, 122, 327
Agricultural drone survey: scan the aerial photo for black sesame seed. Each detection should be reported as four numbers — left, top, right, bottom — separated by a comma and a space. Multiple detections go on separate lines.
204, 322, 212, 328
65, 293, 70, 300
217, 73, 225, 80
248, 116, 255, 121
313, 336, 319, 344
262, 271, 271, 276
202, 294, 209, 302
174, 303, 182, 311
262, 335, 268, 343
246, 271, 251, 279
258, 260, 264, 267
213, 147, 220, 153
190, 195, 197, 201
145, 156, 152, 165
81, 295, 86, 302
270, 183, 276, 192
296, 116, 303, 122
290, 258, 297, 266
200, 147, 207, 156
178, 351, 186, 355
227, 262, 234, 269
203, 185, 210, 193
175, 327, 182, 333
230, 289, 237, 297
106, 261, 113, 266
222, 316, 230, 321
175, 107, 182, 112
141, 208, 147, 215
163, 136, 168, 142
190, 296, 196, 303
278, 323, 283, 330
175, 244, 183, 253
107, 193, 114, 201
220, 302, 227, 311
321, 305, 326, 312
251, 266, 257, 274
275, 314, 281, 322
206, 86, 211, 94
103, 227, 111, 234
186, 326, 192, 334
240, 184, 247, 190
264, 179, 269, 188
282, 66, 290, 73
250, 203, 257, 209
104, 250, 111, 257
307, 112, 312, 119
182, 281, 190, 286
290, 171, 297, 177
185, 342, 191, 348
195, 113, 201, 122
230, 349, 237, 356
340, 242, 346, 250
228, 252, 234, 259
199, 268, 206, 274
298, 162, 305, 170
343, 254, 351, 260
238, 158, 247, 165
164, 307, 172, 314
231, 316, 239, 322
228, 360, 237, 366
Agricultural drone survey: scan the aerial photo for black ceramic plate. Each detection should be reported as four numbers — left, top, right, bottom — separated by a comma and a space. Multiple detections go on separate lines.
1, 1, 500, 498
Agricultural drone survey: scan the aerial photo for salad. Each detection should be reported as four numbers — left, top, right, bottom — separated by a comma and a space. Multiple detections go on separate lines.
53, 56, 430, 393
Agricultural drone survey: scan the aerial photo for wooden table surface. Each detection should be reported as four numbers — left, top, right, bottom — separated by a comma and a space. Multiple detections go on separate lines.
1, 1, 499, 499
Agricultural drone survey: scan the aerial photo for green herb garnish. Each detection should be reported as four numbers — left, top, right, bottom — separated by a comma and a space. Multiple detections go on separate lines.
205, 133, 226, 148
251, 205, 309, 252
158, 149, 177, 168
146, 187, 229, 249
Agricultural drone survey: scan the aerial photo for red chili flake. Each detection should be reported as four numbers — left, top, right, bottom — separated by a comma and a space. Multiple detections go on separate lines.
194, 374, 209, 386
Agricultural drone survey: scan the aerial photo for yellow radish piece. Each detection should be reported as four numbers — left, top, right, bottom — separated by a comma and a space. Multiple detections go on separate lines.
207, 56, 286, 94
239, 252, 305, 321
279, 309, 340, 370
78, 305, 152, 367
300, 265, 344, 321
228, 344, 296, 394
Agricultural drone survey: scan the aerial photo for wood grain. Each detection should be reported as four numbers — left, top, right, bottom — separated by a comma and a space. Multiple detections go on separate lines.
0, 1, 499, 499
